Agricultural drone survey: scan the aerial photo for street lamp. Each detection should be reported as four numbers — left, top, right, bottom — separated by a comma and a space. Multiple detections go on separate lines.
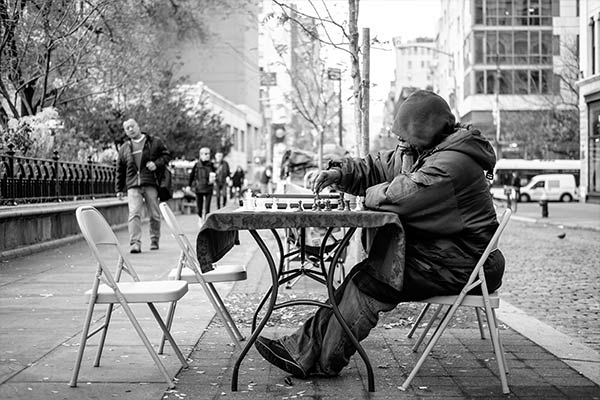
327, 67, 343, 147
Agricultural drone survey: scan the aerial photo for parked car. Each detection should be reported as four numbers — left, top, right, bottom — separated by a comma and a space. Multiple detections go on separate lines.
519, 174, 579, 203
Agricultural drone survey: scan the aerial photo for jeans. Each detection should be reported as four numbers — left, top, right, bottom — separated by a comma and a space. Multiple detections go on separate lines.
127, 186, 160, 246
280, 270, 397, 376
195, 192, 212, 218
215, 184, 228, 208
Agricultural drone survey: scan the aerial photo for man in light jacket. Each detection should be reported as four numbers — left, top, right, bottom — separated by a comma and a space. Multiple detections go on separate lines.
254, 90, 505, 379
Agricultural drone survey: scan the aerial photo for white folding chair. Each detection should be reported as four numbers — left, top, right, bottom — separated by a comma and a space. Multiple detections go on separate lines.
158, 202, 246, 351
70, 206, 189, 389
401, 209, 512, 394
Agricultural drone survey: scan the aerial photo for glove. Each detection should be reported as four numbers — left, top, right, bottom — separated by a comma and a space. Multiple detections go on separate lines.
312, 169, 342, 194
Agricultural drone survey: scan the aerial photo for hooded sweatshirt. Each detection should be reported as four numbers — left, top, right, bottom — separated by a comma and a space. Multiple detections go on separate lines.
332, 90, 504, 303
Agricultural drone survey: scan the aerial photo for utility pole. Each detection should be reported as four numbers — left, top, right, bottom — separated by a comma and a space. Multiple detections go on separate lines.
361, 27, 370, 158
494, 57, 502, 160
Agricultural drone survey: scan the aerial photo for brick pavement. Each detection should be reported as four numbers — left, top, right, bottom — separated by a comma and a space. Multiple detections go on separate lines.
166, 232, 600, 400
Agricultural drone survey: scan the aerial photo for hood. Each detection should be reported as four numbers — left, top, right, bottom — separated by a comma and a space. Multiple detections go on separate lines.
437, 128, 497, 173
391, 90, 456, 150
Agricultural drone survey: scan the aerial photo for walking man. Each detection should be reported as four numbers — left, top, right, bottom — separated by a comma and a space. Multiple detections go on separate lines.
116, 118, 171, 253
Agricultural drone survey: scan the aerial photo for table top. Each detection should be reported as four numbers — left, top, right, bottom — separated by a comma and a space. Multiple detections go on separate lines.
200, 207, 401, 231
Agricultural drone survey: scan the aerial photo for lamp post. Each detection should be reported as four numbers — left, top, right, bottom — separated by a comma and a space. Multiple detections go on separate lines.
327, 67, 343, 147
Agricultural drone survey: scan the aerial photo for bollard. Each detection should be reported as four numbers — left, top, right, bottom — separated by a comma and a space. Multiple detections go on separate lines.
539, 192, 548, 218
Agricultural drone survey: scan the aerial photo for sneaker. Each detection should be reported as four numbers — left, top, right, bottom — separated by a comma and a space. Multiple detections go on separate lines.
130, 244, 141, 254
255, 336, 307, 378
150, 241, 159, 250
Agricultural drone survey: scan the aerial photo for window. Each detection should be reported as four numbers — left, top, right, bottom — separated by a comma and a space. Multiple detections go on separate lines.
532, 180, 545, 189
475, 0, 484, 24
475, 31, 485, 63
529, 70, 540, 93
514, 69, 529, 93
500, 70, 513, 94
487, 70, 498, 94
548, 180, 559, 189
514, 31, 528, 63
475, 70, 485, 93
541, 69, 553, 93
553, 0, 561, 16
552, 35, 560, 55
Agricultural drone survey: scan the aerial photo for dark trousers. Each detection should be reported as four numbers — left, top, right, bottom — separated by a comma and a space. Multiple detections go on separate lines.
216, 184, 228, 208
195, 192, 212, 218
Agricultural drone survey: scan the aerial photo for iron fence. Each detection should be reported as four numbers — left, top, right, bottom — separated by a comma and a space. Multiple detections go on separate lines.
0, 143, 116, 206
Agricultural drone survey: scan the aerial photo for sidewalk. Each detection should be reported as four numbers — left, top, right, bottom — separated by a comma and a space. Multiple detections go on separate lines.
497, 201, 600, 231
1, 210, 599, 399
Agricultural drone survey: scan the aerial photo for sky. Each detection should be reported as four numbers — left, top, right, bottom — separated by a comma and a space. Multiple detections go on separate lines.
357, 0, 441, 102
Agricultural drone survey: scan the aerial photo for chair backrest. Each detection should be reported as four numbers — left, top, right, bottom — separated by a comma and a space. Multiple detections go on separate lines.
463, 209, 512, 292
159, 202, 203, 276
76, 205, 139, 283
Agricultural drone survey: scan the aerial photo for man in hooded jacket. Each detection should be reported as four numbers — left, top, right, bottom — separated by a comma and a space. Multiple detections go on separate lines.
254, 90, 505, 379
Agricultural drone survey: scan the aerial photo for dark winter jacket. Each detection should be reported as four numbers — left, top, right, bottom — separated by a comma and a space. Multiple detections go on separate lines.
214, 160, 231, 186
332, 90, 504, 303
116, 134, 171, 192
189, 160, 215, 194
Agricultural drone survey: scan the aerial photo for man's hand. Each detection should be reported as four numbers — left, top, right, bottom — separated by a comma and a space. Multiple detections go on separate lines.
116, 192, 124, 200
312, 169, 342, 194
146, 161, 157, 171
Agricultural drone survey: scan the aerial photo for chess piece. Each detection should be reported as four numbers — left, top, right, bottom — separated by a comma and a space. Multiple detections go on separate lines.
355, 196, 364, 211
311, 199, 319, 211
325, 199, 332, 211
345, 200, 351, 211
296, 200, 303, 211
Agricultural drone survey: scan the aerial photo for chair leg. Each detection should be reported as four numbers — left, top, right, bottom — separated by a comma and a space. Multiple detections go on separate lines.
412, 304, 444, 352
475, 307, 486, 339
147, 303, 188, 368
407, 304, 431, 338
401, 300, 463, 391
158, 301, 178, 355
93, 303, 114, 367
208, 283, 244, 342
69, 301, 96, 387
491, 308, 509, 374
119, 301, 176, 388
483, 302, 510, 394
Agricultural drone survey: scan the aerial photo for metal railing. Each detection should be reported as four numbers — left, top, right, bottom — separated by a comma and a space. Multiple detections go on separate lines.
0, 144, 116, 206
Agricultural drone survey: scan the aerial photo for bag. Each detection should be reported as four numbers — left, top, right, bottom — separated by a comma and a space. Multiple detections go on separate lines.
157, 167, 173, 202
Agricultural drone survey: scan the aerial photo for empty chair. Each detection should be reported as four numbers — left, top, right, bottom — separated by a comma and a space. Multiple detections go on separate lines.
158, 202, 246, 351
70, 206, 189, 389
401, 209, 512, 394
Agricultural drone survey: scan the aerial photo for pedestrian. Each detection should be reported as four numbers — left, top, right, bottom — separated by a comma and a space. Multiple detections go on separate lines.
116, 118, 171, 253
231, 165, 246, 203
254, 90, 505, 379
187, 147, 215, 222
511, 172, 521, 203
213, 151, 231, 208
259, 165, 272, 194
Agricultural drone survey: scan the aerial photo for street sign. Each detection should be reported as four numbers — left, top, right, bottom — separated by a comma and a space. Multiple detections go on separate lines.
260, 72, 277, 86
327, 68, 341, 80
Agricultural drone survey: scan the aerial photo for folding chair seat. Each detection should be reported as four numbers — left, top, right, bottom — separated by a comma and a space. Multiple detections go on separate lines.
70, 206, 189, 390
158, 202, 246, 352
401, 209, 512, 394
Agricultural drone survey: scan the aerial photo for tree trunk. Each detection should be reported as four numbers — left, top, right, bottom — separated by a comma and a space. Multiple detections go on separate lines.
361, 27, 370, 157
348, 0, 362, 157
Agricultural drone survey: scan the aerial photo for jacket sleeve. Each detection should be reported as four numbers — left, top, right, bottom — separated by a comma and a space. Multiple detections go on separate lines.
188, 163, 197, 186
115, 147, 127, 193
152, 138, 172, 170
336, 149, 399, 196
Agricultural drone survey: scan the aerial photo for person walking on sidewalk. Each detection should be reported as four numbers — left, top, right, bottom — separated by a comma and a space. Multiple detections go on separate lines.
187, 147, 215, 221
116, 118, 172, 253
254, 90, 505, 379
214, 151, 231, 208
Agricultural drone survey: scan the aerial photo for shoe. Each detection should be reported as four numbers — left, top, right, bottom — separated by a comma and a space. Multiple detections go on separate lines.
150, 241, 159, 250
130, 244, 141, 254
255, 336, 307, 378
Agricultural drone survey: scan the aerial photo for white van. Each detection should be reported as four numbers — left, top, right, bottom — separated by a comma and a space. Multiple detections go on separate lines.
519, 174, 579, 203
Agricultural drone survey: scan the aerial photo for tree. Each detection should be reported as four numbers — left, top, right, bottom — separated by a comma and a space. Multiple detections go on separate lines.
269, 0, 365, 156
501, 36, 579, 159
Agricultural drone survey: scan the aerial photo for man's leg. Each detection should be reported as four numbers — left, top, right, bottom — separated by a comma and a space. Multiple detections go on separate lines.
127, 188, 143, 251
204, 193, 212, 217
143, 186, 161, 249
279, 280, 396, 376
196, 193, 204, 218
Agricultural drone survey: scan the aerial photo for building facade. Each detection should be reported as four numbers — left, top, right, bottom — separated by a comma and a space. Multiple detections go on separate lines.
171, 2, 261, 173
435, 0, 579, 161
578, 0, 600, 203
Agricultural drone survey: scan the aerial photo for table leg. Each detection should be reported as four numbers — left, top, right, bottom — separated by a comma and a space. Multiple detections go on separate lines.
231, 229, 281, 391
324, 227, 375, 392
